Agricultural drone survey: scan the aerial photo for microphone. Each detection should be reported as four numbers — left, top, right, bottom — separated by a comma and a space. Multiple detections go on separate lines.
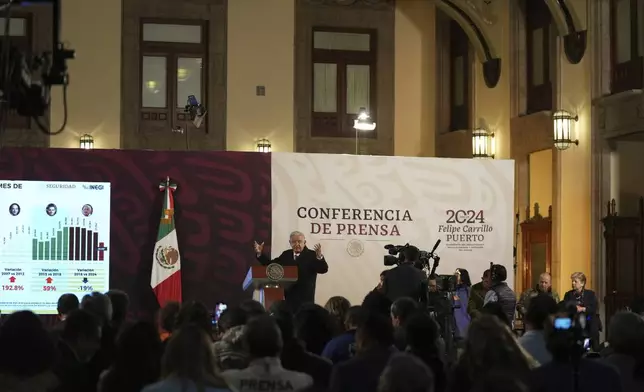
430, 239, 441, 254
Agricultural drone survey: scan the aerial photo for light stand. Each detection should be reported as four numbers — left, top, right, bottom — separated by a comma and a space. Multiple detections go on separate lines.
353, 107, 376, 155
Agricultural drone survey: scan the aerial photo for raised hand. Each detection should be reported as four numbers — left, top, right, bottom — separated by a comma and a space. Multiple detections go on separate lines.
313, 243, 322, 258
253, 241, 264, 255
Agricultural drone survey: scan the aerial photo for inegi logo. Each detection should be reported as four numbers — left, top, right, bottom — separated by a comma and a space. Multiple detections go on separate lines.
82, 184, 104, 190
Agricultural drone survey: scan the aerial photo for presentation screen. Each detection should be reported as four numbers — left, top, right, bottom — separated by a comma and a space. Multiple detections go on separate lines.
0, 180, 111, 314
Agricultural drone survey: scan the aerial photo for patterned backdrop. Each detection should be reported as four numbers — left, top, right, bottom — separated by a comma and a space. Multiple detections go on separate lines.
0, 148, 272, 320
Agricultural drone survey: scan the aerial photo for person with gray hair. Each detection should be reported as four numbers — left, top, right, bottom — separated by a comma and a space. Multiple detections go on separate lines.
600, 311, 644, 392
253, 231, 329, 312
378, 352, 435, 392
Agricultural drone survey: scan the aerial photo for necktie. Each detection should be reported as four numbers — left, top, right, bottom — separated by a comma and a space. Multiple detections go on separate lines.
294, 253, 300, 260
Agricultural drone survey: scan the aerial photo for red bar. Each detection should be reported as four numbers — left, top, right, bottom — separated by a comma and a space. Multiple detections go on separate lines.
93, 233, 98, 260
99, 242, 104, 261
74, 227, 81, 261
81, 228, 87, 261
68, 227, 75, 260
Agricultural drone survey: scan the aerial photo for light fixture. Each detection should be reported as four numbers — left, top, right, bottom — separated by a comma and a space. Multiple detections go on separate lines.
256, 138, 271, 153
472, 127, 495, 158
79, 134, 94, 150
552, 110, 579, 150
353, 107, 376, 131
177, 68, 190, 82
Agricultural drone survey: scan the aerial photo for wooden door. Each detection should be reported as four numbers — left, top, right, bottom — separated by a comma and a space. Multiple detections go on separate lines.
520, 203, 552, 291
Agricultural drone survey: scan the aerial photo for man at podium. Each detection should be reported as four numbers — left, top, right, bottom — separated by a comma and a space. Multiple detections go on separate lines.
253, 231, 329, 312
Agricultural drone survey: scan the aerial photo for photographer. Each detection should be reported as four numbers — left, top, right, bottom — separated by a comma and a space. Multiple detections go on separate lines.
382, 245, 428, 306
483, 264, 516, 324
530, 307, 622, 392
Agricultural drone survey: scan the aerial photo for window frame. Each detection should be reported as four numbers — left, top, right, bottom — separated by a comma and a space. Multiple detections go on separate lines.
610, 0, 643, 94
310, 27, 377, 138
138, 19, 208, 129
0, 14, 32, 129
525, 0, 554, 114
448, 20, 470, 132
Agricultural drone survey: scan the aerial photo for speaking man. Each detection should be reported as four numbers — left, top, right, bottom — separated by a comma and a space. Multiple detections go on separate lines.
253, 231, 328, 312
484, 264, 516, 323
382, 245, 428, 305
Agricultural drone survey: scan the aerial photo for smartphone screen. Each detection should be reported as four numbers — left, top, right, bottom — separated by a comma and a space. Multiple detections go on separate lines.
554, 317, 572, 330
212, 303, 227, 325
583, 338, 591, 351
188, 95, 199, 106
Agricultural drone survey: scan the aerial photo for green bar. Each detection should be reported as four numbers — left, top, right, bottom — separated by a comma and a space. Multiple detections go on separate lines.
56, 231, 62, 260
32, 239, 37, 259
44, 242, 50, 260
62, 228, 69, 261
50, 238, 56, 260
38, 242, 44, 260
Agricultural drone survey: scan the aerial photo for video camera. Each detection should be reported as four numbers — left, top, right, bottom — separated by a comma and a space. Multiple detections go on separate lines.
551, 304, 590, 357
383, 239, 441, 271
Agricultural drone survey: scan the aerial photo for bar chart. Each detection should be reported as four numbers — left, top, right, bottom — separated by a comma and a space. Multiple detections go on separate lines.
31, 226, 106, 261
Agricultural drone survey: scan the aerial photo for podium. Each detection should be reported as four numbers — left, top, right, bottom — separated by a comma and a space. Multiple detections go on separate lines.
243, 264, 298, 310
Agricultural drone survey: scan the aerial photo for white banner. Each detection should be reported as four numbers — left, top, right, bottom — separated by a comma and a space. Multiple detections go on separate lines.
271, 153, 515, 306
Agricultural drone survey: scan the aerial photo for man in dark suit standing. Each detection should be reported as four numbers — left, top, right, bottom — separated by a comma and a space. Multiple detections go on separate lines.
254, 231, 329, 312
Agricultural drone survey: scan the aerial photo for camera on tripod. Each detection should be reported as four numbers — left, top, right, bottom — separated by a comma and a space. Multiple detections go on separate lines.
383, 243, 432, 269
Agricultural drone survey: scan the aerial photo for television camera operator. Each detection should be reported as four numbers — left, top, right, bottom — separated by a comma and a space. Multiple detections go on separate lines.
484, 264, 516, 324
381, 244, 428, 306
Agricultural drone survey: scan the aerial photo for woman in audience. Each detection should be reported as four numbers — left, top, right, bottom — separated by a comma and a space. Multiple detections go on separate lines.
158, 301, 181, 342
600, 311, 644, 392
453, 268, 472, 338
446, 315, 536, 392
0, 311, 58, 392
404, 313, 446, 392
98, 321, 162, 392
324, 296, 351, 335
143, 324, 229, 392
294, 304, 336, 355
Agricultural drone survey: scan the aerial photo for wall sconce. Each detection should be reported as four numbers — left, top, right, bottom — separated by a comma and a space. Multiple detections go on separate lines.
79, 134, 94, 150
353, 107, 376, 131
256, 138, 271, 153
472, 127, 495, 158
552, 110, 579, 150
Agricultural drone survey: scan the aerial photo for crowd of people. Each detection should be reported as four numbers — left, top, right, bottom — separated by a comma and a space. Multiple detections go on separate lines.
0, 280, 642, 392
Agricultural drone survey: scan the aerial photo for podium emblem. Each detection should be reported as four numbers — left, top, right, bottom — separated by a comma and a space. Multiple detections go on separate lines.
266, 263, 285, 281
346, 239, 364, 258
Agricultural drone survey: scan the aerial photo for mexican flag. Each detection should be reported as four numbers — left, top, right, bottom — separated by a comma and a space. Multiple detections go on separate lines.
151, 177, 182, 305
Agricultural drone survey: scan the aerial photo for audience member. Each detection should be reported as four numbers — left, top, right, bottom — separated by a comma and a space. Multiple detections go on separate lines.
98, 321, 162, 392
322, 306, 363, 364
272, 306, 332, 389
600, 311, 644, 392
362, 290, 393, 319
54, 309, 102, 392
0, 311, 58, 392
324, 296, 351, 335
329, 311, 396, 392
213, 306, 249, 371
390, 297, 418, 350
143, 324, 228, 392
294, 303, 336, 355
158, 301, 181, 342
518, 294, 557, 365
82, 292, 118, 382
447, 315, 535, 392
222, 314, 313, 392
51, 293, 80, 341
105, 290, 130, 332
378, 352, 434, 392
238, 299, 266, 318
404, 312, 446, 392
175, 301, 212, 336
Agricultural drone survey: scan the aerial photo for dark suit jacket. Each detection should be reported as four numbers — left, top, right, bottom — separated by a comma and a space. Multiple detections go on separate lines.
563, 289, 601, 345
382, 263, 428, 305
257, 247, 328, 311
329, 346, 396, 392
